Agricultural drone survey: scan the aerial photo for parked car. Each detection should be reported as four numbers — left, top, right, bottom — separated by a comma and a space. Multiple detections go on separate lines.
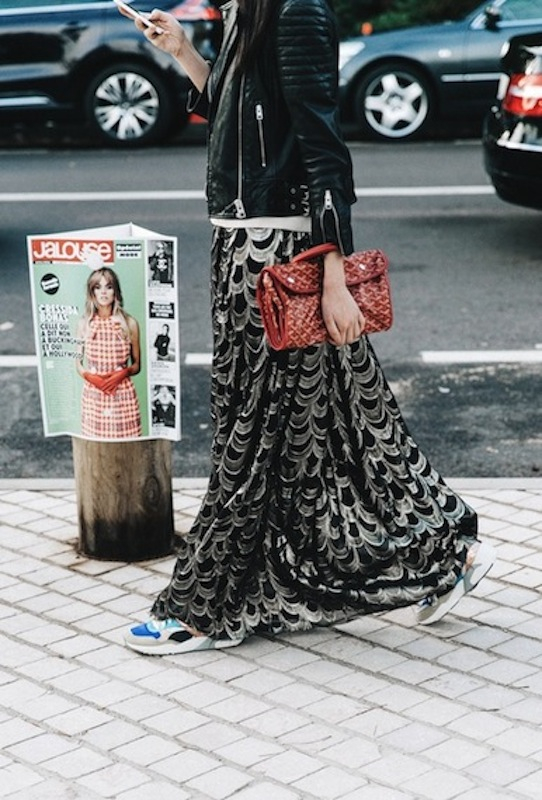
0, 0, 222, 146
483, 32, 542, 209
338, 0, 542, 142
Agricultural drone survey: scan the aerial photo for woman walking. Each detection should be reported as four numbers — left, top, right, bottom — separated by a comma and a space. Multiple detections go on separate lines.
122, 0, 494, 654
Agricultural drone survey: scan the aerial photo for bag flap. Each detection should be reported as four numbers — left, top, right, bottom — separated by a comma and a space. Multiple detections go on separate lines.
260, 248, 389, 295
343, 249, 389, 287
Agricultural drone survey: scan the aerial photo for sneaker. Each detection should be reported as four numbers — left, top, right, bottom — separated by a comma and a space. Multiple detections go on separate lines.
124, 618, 244, 655
414, 541, 496, 626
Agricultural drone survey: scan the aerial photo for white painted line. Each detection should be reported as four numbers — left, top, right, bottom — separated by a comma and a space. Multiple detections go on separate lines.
185, 353, 212, 366
0, 190, 205, 202
421, 350, 542, 364
2, 351, 538, 368
356, 185, 494, 197
0, 186, 495, 203
0, 355, 38, 367
0, 354, 214, 368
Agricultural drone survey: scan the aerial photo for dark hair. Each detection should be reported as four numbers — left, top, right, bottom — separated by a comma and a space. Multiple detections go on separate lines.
236, 0, 276, 73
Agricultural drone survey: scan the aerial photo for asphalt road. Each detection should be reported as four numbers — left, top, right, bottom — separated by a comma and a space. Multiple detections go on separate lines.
0, 129, 541, 479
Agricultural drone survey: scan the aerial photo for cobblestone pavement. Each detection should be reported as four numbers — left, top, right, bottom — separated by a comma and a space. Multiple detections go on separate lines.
0, 478, 541, 800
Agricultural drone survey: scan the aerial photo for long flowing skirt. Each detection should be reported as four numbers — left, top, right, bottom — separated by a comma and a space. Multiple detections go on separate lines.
152, 227, 477, 639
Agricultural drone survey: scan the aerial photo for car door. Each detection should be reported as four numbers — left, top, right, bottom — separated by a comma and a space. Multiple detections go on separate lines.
462, 0, 542, 114
0, 0, 105, 112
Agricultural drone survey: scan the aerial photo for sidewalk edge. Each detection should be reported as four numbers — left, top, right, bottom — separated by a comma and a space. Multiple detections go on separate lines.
1, 477, 542, 491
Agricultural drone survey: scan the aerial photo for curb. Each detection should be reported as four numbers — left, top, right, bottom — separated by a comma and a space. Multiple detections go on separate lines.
1, 477, 542, 491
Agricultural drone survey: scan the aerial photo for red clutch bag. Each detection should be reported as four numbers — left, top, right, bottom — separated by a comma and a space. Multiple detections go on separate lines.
256, 242, 392, 351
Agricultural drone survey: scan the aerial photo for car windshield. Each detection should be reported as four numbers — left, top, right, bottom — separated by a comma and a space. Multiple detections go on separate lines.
477, 0, 542, 21
496, 0, 542, 20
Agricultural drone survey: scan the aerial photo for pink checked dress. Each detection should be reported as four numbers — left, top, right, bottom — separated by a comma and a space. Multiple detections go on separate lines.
81, 316, 141, 439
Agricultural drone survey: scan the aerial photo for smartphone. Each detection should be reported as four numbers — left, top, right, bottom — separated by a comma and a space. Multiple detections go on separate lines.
113, 0, 163, 33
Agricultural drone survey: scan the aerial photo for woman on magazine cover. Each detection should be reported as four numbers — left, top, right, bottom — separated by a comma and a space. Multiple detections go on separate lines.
121, 0, 495, 655
76, 267, 142, 439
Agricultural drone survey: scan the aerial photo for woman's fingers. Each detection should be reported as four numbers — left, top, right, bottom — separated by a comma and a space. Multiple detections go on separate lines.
325, 310, 366, 346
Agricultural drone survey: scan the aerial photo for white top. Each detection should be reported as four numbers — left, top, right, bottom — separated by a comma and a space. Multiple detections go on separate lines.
210, 216, 311, 232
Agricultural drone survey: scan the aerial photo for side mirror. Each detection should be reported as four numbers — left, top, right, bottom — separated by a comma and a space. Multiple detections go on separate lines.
484, 5, 502, 30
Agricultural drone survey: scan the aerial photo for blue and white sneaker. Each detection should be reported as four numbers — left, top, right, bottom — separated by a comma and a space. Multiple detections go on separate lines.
414, 541, 496, 626
124, 618, 243, 655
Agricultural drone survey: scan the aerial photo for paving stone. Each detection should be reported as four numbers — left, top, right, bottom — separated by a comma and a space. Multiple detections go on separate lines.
215, 736, 284, 767
6, 732, 78, 764
0, 763, 43, 795
465, 752, 540, 787
41, 746, 113, 779
76, 762, 152, 797
295, 764, 369, 798
253, 750, 325, 783
112, 733, 180, 765
230, 782, 301, 800
402, 767, 476, 800
185, 765, 253, 799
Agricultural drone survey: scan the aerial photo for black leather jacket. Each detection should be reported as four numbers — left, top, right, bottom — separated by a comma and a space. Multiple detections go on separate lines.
190, 0, 356, 254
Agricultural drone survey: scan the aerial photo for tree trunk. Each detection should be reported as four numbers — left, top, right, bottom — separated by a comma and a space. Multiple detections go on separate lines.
72, 438, 173, 561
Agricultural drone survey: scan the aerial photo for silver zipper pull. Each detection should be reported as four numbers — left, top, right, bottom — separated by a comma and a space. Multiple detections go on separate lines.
234, 199, 246, 218
324, 189, 333, 209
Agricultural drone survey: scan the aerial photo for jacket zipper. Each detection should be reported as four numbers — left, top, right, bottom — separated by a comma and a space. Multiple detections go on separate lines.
255, 103, 267, 168
235, 75, 247, 219
320, 189, 345, 253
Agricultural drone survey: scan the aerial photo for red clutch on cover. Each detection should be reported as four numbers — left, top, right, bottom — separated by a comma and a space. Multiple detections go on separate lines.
256, 242, 392, 350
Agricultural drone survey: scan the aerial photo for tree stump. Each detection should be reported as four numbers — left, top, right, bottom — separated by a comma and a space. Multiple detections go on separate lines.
72, 438, 174, 561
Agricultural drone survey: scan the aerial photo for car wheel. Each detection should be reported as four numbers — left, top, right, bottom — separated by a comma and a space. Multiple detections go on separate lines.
355, 62, 433, 141
86, 63, 173, 146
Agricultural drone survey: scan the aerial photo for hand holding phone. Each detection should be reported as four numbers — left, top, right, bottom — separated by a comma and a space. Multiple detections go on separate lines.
113, 0, 164, 34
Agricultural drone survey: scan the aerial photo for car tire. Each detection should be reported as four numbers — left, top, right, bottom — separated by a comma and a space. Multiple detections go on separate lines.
355, 62, 433, 141
85, 62, 173, 147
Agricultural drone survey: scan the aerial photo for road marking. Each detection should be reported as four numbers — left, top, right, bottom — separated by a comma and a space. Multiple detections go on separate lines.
0, 190, 205, 202
0, 186, 495, 202
185, 353, 213, 366
1, 350, 540, 368
421, 350, 542, 364
0, 354, 213, 368
356, 186, 494, 197
0, 355, 38, 367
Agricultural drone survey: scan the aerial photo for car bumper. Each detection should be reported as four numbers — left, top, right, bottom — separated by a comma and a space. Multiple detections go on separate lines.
483, 108, 542, 209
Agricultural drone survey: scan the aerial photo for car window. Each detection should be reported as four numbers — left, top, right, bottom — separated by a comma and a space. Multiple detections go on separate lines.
498, 0, 542, 21
1, 1, 103, 9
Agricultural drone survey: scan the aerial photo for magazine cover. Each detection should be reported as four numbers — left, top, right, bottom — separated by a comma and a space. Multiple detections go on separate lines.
27, 223, 180, 442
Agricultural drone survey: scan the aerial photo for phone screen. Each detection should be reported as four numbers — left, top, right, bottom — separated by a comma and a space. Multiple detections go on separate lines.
113, 0, 158, 29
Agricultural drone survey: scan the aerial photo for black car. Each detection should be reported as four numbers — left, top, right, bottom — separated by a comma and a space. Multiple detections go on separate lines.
483, 32, 542, 209
0, 0, 222, 146
338, 0, 542, 141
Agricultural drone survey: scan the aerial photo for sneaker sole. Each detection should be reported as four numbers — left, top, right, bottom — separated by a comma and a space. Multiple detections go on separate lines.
124, 633, 243, 656
417, 541, 496, 626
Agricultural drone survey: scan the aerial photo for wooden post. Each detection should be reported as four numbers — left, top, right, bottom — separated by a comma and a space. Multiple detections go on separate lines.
72, 438, 174, 561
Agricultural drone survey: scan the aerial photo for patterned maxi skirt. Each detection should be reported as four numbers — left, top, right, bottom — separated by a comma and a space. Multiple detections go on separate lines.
152, 227, 478, 640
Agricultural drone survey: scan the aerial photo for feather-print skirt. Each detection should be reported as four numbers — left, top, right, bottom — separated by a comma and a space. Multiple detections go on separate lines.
151, 226, 477, 639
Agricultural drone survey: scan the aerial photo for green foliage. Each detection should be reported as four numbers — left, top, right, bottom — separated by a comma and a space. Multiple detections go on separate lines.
333, 0, 386, 37
334, 0, 481, 37
372, 0, 481, 30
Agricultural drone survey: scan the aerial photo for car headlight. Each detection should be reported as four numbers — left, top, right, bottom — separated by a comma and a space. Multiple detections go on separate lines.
338, 40, 366, 72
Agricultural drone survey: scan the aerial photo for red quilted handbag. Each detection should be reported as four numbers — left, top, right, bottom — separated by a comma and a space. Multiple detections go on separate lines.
256, 242, 392, 350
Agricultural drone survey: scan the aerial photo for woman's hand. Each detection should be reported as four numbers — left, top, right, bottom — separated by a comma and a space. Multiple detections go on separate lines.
83, 372, 111, 392
124, 9, 188, 59
321, 250, 365, 346
102, 368, 130, 395
117, 7, 210, 91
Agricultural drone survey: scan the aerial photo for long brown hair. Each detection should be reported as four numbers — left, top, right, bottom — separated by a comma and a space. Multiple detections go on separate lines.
82, 268, 130, 338
235, 0, 276, 73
